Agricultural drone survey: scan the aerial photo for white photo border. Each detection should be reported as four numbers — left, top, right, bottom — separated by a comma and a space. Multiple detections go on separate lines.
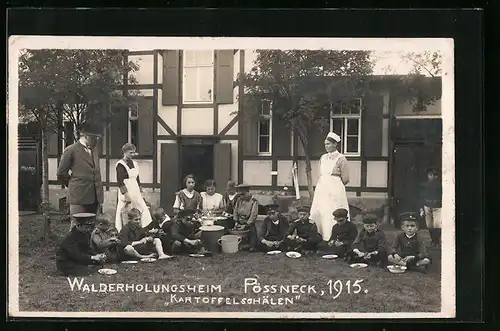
7, 36, 455, 319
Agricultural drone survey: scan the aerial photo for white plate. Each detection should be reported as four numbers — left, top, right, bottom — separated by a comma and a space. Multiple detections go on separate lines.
140, 257, 157, 263
121, 260, 139, 264
350, 263, 368, 268
189, 254, 205, 258
387, 265, 407, 274
267, 250, 282, 255
322, 254, 338, 259
285, 251, 302, 259
98, 268, 117, 275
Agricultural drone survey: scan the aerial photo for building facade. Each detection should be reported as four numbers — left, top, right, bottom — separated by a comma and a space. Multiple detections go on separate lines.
42, 49, 442, 221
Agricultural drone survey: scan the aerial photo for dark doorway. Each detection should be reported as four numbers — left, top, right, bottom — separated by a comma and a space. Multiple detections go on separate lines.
392, 143, 442, 227
180, 144, 214, 192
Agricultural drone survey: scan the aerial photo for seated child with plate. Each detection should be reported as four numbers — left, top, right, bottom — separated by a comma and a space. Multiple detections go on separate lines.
119, 208, 172, 260
283, 206, 322, 254
171, 209, 207, 254
56, 213, 107, 276
256, 204, 289, 252
145, 207, 174, 254
318, 208, 358, 258
347, 214, 388, 267
388, 212, 431, 273
90, 213, 122, 263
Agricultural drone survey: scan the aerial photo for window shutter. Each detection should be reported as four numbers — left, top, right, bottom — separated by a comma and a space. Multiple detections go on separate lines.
362, 94, 384, 157
273, 117, 291, 157
47, 130, 59, 155
215, 50, 234, 104
137, 97, 154, 155
214, 143, 232, 190
162, 50, 180, 106
110, 105, 128, 158
242, 107, 258, 156
160, 143, 179, 216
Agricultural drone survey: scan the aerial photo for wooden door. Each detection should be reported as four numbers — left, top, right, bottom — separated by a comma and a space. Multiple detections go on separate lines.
160, 143, 179, 216
392, 143, 442, 227
214, 143, 232, 192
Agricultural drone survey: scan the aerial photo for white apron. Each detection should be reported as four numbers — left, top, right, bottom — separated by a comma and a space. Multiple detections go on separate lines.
310, 153, 350, 241
114, 159, 152, 231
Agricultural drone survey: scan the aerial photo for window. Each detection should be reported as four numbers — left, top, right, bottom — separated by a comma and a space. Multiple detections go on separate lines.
183, 50, 214, 103
330, 98, 362, 156
258, 99, 272, 155
129, 104, 139, 147
62, 111, 77, 149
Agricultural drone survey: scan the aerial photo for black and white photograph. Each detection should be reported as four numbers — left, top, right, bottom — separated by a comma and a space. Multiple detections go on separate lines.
8, 36, 455, 318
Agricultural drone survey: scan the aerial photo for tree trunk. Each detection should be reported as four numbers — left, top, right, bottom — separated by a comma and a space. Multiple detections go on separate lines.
40, 127, 52, 239
303, 149, 314, 201
297, 127, 314, 201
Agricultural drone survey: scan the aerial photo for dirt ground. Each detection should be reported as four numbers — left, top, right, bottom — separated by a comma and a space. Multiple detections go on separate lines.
16, 213, 441, 313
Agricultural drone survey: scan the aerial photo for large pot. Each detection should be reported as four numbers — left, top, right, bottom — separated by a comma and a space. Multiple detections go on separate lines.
200, 225, 225, 254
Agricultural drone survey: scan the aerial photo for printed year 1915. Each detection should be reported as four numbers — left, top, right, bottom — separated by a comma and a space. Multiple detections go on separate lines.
326, 279, 366, 299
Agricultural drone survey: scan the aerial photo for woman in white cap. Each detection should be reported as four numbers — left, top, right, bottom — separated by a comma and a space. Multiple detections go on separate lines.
310, 132, 350, 242
114, 143, 156, 231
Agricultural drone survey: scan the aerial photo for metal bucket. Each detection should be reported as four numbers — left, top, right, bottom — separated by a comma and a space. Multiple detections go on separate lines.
218, 235, 242, 254
228, 229, 250, 247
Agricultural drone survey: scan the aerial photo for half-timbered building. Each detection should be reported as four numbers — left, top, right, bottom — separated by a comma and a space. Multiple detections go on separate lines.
39, 49, 442, 222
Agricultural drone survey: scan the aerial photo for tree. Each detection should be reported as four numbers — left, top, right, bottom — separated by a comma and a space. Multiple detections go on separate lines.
240, 50, 374, 199
18, 49, 140, 239
375, 51, 443, 111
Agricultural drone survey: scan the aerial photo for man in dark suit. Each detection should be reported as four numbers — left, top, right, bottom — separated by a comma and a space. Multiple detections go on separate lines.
57, 122, 104, 230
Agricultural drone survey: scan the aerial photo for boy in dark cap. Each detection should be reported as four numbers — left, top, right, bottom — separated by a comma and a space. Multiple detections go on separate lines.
388, 212, 431, 273
171, 209, 207, 254
318, 208, 358, 258
56, 213, 107, 276
119, 208, 172, 260
347, 214, 388, 267
420, 166, 442, 247
233, 183, 260, 251
257, 204, 289, 252
90, 213, 122, 263
284, 206, 322, 254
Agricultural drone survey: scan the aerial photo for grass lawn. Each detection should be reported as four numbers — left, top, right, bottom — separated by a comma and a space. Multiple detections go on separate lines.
17, 213, 441, 313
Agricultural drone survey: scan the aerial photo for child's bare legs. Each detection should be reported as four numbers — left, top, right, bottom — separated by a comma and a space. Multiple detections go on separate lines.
153, 238, 171, 259
124, 245, 156, 259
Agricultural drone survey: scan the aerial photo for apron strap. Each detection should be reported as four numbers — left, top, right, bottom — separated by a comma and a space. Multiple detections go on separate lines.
117, 159, 131, 171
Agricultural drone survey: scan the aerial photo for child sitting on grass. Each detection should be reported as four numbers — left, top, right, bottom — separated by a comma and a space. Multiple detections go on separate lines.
388, 212, 431, 273
146, 207, 174, 254
119, 208, 172, 260
257, 204, 289, 252
318, 208, 358, 258
171, 209, 208, 254
348, 214, 388, 267
56, 213, 106, 276
284, 206, 322, 254
90, 213, 122, 263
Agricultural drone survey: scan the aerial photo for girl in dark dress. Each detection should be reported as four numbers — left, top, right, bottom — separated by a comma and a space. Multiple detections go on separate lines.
172, 174, 202, 216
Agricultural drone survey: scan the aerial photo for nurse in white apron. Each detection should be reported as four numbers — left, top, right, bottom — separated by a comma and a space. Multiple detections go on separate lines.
115, 143, 153, 231
310, 132, 351, 241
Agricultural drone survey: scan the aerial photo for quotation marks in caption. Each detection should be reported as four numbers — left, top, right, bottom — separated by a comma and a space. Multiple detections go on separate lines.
164, 278, 368, 306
